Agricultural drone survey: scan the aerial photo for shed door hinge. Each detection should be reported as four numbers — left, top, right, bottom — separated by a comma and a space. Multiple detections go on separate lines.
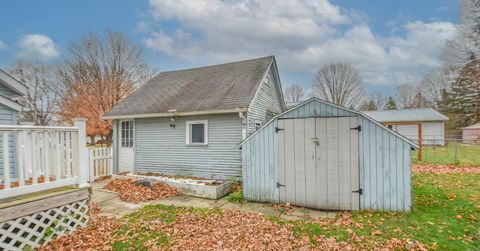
352, 188, 363, 195
275, 127, 284, 133
350, 125, 361, 131
277, 182, 285, 188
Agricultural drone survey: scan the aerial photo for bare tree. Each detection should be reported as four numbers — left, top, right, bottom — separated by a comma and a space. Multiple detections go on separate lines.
312, 63, 364, 108
10, 60, 59, 125
419, 67, 455, 108
443, 0, 480, 67
358, 91, 387, 111
57, 31, 154, 143
395, 83, 419, 108
284, 84, 305, 102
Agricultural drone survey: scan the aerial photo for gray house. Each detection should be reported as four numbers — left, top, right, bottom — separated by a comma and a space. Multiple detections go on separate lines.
0, 69, 28, 177
104, 56, 285, 179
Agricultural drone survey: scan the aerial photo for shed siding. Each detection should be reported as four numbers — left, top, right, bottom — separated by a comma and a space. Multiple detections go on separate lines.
247, 66, 283, 134
242, 119, 278, 202
135, 114, 243, 180
242, 99, 413, 211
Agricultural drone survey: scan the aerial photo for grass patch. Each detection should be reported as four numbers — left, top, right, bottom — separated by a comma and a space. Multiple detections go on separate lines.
226, 183, 244, 203
413, 143, 480, 166
283, 173, 480, 250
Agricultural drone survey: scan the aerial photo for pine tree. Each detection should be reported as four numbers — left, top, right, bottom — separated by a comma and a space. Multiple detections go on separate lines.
385, 96, 397, 110
447, 55, 480, 129
411, 92, 429, 108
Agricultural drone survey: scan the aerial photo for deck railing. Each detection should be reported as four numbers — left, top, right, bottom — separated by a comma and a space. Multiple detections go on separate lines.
0, 119, 88, 200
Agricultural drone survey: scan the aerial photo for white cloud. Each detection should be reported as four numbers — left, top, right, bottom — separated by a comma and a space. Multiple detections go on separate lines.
142, 0, 457, 87
18, 34, 60, 61
0, 41, 6, 50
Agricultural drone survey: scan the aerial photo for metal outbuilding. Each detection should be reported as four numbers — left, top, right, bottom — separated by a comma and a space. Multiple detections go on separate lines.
238, 98, 418, 212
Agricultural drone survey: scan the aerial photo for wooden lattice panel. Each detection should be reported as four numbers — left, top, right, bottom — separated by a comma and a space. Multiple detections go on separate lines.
0, 188, 90, 251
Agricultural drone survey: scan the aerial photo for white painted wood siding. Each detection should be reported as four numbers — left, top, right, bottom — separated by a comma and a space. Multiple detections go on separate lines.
134, 114, 243, 180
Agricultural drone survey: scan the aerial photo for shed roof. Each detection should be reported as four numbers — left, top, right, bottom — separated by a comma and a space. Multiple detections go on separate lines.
104, 56, 278, 119
463, 122, 480, 130
362, 108, 448, 122
238, 98, 418, 148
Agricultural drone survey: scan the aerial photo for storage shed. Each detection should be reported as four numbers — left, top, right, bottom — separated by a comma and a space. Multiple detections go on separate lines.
462, 123, 480, 144
239, 98, 418, 212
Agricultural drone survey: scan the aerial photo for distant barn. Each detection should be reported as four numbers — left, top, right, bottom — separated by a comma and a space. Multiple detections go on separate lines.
363, 108, 448, 145
462, 123, 480, 144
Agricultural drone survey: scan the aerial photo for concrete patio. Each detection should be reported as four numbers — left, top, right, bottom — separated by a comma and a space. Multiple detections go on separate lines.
91, 179, 337, 221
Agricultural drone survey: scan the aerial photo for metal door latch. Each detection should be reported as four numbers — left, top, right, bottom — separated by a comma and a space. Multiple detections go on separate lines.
350, 125, 361, 131
311, 137, 319, 145
275, 127, 284, 133
352, 188, 363, 195
277, 182, 285, 188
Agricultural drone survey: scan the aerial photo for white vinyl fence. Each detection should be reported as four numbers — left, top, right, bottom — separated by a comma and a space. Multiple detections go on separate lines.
88, 146, 112, 182
0, 119, 88, 200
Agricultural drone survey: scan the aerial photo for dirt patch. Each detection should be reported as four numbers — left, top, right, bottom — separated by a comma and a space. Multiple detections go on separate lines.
413, 164, 480, 174
104, 179, 181, 203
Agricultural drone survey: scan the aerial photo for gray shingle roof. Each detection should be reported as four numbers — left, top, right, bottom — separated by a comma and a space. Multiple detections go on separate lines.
363, 108, 449, 122
104, 56, 274, 118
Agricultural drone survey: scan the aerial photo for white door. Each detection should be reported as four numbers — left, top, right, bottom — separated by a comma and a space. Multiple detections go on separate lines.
278, 117, 360, 210
119, 120, 134, 173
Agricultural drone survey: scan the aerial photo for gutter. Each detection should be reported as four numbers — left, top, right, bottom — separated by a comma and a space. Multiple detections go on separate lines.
103, 107, 249, 120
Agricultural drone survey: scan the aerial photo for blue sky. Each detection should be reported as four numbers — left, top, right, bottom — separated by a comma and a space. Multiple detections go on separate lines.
0, 0, 459, 94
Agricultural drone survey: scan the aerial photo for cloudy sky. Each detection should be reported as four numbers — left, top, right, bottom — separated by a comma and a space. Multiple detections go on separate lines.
0, 0, 459, 93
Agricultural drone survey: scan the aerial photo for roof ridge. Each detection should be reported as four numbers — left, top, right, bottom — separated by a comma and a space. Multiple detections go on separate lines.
159, 55, 274, 74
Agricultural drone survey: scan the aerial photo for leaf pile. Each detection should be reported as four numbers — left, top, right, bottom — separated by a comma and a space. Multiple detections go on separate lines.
104, 179, 181, 203
37, 204, 124, 251
413, 164, 480, 174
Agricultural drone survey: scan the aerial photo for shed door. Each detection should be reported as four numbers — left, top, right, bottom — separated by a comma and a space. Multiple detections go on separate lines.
278, 117, 360, 210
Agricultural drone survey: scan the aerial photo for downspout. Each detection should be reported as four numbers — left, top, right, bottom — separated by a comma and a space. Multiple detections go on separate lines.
239, 111, 247, 140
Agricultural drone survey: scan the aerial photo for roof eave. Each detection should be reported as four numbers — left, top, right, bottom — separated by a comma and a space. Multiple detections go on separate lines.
103, 107, 249, 120
0, 70, 28, 96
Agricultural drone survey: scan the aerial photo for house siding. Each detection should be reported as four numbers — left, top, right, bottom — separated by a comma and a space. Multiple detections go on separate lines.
134, 113, 243, 180
247, 66, 283, 134
0, 103, 18, 179
242, 99, 413, 211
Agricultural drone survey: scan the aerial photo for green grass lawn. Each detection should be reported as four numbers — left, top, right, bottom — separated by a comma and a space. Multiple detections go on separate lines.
108, 173, 479, 250
288, 173, 479, 250
413, 143, 480, 166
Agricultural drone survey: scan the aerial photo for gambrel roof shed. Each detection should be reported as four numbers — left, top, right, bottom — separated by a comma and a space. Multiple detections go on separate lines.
104, 56, 285, 119
240, 98, 417, 212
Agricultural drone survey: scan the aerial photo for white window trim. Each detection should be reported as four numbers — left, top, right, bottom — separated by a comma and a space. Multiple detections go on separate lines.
186, 120, 208, 145
120, 120, 134, 148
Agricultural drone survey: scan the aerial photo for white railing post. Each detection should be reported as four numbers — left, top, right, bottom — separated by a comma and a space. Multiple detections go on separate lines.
73, 118, 89, 187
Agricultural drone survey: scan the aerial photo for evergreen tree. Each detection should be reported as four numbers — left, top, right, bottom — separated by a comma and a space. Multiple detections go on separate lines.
385, 96, 397, 110
447, 55, 480, 128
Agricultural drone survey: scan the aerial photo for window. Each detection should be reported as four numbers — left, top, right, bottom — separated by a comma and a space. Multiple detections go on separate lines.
186, 120, 208, 145
121, 120, 134, 147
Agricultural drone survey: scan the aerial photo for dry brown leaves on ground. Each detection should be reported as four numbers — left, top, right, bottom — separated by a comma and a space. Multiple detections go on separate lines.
413, 164, 480, 174
104, 179, 181, 203
149, 209, 352, 250
37, 204, 123, 251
